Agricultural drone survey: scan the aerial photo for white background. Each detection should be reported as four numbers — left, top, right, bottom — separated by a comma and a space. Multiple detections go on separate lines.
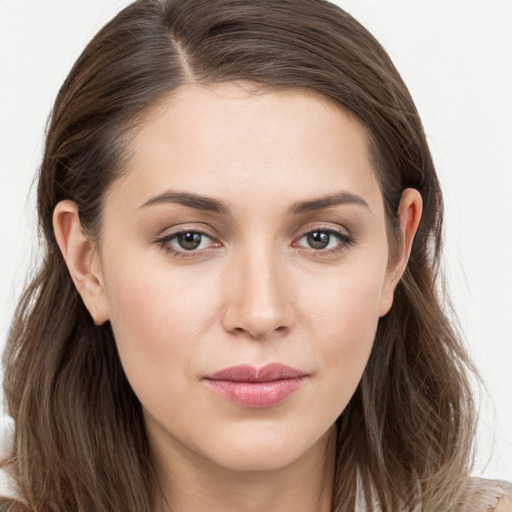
1, 0, 511, 480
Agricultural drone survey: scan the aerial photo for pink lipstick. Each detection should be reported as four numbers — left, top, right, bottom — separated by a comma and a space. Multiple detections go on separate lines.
204, 363, 306, 408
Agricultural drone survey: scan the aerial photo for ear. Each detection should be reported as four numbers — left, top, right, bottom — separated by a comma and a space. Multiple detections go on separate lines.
53, 200, 109, 325
378, 188, 423, 317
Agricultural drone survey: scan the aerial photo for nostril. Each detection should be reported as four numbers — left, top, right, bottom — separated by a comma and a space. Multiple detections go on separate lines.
228, 323, 289, 339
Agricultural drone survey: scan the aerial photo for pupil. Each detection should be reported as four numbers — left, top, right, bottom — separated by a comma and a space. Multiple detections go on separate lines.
178, 232, 202, 250
307, 231, 330, 249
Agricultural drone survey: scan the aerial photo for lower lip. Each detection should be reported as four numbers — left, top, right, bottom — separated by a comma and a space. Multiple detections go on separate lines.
204, 377, 305, 408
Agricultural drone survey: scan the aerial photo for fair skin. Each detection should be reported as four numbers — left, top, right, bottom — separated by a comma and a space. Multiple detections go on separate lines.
498, 499, 512, 512
54, 84, 423, 512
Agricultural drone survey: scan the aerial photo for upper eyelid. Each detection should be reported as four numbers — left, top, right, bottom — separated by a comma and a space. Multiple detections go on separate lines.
295, 224, 353, 239
155, 230, 220, 258
295, 229, 353, 243
159, 227, 348, 241
154, 223, 354, 246
157, 224, 218, 239
163, 231, 214, 241
301, 226, 344, 234
158, 230, 218, 247
293, 225, 356, 250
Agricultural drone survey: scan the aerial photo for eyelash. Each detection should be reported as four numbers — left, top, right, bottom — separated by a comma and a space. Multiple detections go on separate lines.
155, 227, 355, 259
293, 227, 355, 256
155, 229, 220, 258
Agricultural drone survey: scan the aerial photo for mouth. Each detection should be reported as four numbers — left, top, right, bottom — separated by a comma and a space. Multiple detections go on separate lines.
203, 363, 307, 409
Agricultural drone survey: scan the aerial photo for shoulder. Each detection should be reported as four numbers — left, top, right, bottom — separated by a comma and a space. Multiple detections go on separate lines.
0, 465, 19, 503
0, 466, 29, 512
468, 477, 512, 512
494, 496, 512, 512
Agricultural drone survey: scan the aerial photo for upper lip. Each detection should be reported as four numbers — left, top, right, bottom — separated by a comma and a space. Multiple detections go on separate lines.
206, 363, 306, 382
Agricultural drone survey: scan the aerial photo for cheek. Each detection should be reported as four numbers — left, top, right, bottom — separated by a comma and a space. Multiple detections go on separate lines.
298, 260, 386, 408
302, 254, 386, 339
100, 252, 221, 403
104, 243, 219, 334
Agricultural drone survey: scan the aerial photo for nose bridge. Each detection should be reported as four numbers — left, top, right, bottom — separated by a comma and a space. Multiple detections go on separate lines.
222, 238, 294, 338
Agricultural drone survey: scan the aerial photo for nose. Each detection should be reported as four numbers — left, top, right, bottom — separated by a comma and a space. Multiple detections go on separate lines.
221, 247, 295, 339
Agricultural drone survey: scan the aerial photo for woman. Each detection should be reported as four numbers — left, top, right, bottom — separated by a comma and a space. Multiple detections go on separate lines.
1, 0, 511, 511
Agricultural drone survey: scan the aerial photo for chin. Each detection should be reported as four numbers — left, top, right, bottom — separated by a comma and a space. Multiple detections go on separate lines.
200, 424, 333, 473
209, 447, 304, 473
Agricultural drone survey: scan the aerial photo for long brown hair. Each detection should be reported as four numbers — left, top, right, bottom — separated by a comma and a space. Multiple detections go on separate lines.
2, 1, 477, 510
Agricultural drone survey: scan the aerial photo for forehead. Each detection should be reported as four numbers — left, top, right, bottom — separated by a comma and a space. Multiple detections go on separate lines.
107, 83, 383, 215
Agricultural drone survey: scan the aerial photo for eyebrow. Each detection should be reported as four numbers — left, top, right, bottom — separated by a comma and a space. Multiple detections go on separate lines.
140, 190, 230, 215
139, 189, 369, 215
291, 191, 370, 214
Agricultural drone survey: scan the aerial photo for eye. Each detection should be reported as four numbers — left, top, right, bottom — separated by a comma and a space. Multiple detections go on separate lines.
173, 231, 210, 250
157, 230, 220, 256
295, 228, 354, 253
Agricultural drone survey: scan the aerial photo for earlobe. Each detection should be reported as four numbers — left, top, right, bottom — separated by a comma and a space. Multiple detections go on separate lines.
53, 200, 109, 325
378, 188, 423, 317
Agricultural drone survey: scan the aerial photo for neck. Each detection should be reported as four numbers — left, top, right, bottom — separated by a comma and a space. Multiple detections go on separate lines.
150, 426, 337, 512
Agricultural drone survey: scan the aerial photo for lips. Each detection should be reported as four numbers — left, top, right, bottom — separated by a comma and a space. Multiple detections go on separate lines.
204, 363, 307, 408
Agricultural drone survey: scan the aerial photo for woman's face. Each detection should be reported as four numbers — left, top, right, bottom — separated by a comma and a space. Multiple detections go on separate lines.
94, 84, 401, 473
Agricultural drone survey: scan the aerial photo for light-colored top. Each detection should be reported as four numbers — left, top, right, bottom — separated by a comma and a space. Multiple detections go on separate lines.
469, 479, 512, 512
0, 467, 511, 511
351, 477, 512, 511
0, 468, 17, 502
